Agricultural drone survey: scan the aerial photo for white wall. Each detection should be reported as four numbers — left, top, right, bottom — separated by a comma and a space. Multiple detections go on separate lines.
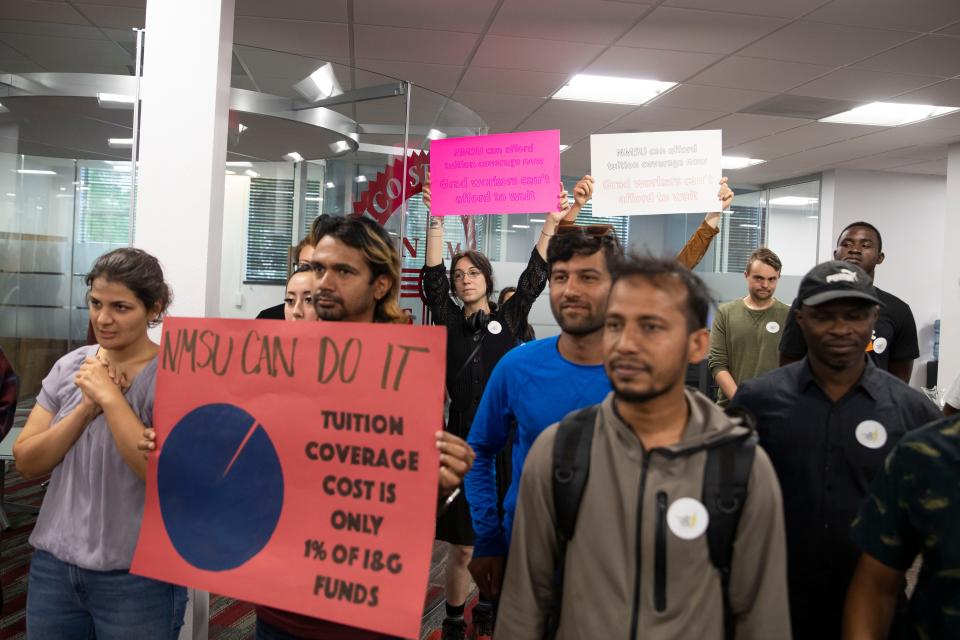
822, 169, 946, 386
218, 173, 288, 318
941, 145, 960, 397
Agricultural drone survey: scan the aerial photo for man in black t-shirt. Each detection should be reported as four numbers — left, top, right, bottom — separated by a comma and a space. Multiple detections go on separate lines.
779, 221, 918, 382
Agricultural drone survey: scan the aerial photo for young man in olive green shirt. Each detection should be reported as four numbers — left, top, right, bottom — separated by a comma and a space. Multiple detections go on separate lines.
709, 248, 789, 405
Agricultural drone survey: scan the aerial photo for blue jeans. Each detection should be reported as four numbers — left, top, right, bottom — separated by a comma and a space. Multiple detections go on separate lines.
26, 550, 187, 640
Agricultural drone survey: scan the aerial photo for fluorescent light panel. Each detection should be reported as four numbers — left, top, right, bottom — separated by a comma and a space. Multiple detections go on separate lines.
355, 175, 367, 183
16, 169, 56, 175
559, 145, 570, 153
245, 169, 259, 178
427, 129, 446, 141
285, 151, 304, 162
226, 161, 253, 167
722, 156, 765, 170
769, 196, 818, 206
512, 224, 530, 229
820, 102, 960, 126
553, 74, 676, 106
108, 138, 133, 147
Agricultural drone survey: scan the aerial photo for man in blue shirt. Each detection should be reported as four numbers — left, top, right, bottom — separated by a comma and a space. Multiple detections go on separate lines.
465, 226, 622, 605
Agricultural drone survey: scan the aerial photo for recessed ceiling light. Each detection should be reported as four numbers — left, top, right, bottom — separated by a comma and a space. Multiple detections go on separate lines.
560, 145, 570, 153
97, 93, 135, 108
427, 129, 446, 140
108, 138, 133, 147
226, 161, 253, 167
225, 170, 236, 175
5, 192, 15, 196
769, 196, 818, 206
552, 74, 677, 106
355, 175, 367, 183
285, 151, 304, 162
807, 215, 818, 219
819, 102, 960, 126
325, 182, 335, 188
512, 224, 530, 229
245, 169, 259, 178
16, 169, 56, 175
722, 156, 765, 170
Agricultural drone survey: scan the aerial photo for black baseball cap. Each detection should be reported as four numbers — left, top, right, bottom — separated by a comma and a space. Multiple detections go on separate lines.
798, 260, 882, 307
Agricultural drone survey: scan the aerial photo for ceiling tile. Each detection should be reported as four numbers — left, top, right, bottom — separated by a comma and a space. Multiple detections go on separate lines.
739, 21, 915, 66
354, 0, 496, 32
0, 59, 42, 72
514, 99, 636, 142
355, 59, 463, 94
0, 1, 86, 25
618, 7, 787, 54
806, 0, 960, 33
833, 155, 935, 171
478, 112, 531, 133
726, 122, 883, 159
689, 56, 833, 92
789, 68, 941, 101
459, 65, 568, 97
472, 35, 604, 74
652, 84, 776, 112
585, 46, 722, 82
355, 25, 476, 65
560, 139, 591, 178
907, 111, 960, 132
854, 36, 960, 78
236, 0, 347, 22
491, 0, 651, 44
235, 18, 349, 59
885, 80, 960, 106
74, 4, 144, 29
599, 105, 726, 133
936, 22, 960, 36
663, 0, 830, 19
696, 113, 808, 147
54, 0, 143, 7
0, 33, 130, 70
450, 89, 544, 120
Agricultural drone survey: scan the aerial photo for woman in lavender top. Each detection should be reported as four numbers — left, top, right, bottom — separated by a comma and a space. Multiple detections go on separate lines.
14, 248, 186, 639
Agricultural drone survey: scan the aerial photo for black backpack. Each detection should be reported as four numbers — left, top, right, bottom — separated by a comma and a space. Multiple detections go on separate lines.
546, 404, 757, 640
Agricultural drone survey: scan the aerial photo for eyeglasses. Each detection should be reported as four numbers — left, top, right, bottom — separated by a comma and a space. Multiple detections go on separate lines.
292, 262, 313, 274
453, 269, 483, 282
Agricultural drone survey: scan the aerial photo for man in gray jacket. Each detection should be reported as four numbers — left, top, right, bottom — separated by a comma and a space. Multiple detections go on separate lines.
495, 256, 791, 639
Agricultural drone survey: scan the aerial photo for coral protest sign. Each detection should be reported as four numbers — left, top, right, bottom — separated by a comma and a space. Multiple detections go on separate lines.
429, 129, 561, 216
131, 318, 446, 639
590, 129, 722, 216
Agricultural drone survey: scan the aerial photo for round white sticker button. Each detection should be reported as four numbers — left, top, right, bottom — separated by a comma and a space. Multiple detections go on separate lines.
487, 320, 502, 335
873, 337, 888, 354
667, 497, 709, 540
766, 321, 781, 334
855, 420, 888, 449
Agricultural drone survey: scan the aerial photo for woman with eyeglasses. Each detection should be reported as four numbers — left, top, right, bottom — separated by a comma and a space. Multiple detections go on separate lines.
420, 175, 591, 639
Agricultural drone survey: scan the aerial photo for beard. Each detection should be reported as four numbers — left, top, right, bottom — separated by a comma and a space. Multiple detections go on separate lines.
613, 381, 674, 404
552, 301, 605, 336
314, 293, 347, 321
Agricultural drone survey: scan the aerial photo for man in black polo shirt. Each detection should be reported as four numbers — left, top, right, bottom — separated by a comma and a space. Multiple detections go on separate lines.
779, 221, 919, 383
731, 260, 940, 639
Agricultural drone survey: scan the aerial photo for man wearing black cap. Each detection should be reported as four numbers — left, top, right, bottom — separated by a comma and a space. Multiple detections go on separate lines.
730, 260, 940, 639
779, 222, 919, 382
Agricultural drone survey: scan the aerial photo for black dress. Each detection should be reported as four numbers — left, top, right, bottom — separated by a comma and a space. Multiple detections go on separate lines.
423, 249, 548, 545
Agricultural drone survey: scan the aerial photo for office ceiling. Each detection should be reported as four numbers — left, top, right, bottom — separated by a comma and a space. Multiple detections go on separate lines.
2, 0, 960, 184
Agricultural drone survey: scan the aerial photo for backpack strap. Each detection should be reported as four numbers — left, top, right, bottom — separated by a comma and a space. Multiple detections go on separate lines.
703, 406, 758, 640
544, 404, 599, 640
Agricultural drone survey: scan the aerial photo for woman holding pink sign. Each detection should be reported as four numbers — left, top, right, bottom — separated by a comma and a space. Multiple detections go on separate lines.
421, 175, 591, 639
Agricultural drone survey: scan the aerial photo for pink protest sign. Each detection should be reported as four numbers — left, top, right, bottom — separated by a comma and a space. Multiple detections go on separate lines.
429, 130, 560, 216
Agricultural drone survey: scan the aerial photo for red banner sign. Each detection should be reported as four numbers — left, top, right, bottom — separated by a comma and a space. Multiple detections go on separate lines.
131, 318, 447, 639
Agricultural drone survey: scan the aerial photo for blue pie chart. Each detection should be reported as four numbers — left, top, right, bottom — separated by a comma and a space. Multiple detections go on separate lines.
158, 403, 284, 572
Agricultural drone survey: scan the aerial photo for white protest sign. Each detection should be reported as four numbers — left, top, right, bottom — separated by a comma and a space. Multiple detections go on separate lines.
590, 130, 722, 216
